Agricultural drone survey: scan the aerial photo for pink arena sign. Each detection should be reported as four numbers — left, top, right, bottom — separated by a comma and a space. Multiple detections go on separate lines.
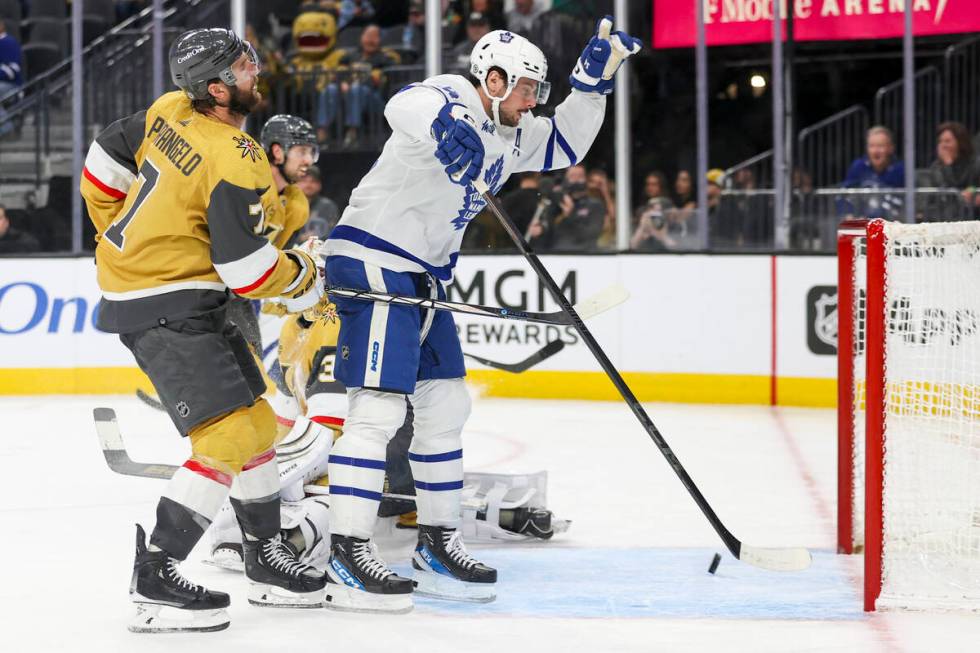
654, 0, 978, 48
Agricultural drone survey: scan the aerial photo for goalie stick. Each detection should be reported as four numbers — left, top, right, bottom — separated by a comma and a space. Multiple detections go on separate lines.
474, 178, 812, 573
463, 339, 565, 373
93, 407, 416, 501
327, 283, 628, 326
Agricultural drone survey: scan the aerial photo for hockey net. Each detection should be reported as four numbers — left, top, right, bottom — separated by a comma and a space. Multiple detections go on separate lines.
838, 219, 980, 612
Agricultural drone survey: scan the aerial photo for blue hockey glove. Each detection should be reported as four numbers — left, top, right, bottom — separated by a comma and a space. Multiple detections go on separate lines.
431, 102, 485, 186
570, 16, 643, 95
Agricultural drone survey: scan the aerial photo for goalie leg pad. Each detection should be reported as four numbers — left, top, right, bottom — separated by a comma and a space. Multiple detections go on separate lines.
277, 416, 333, 502
205, 501, 245, 571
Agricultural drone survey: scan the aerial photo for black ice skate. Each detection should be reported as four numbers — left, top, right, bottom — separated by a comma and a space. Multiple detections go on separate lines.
243, 534, 327, 607
412, 524, 497, 602
129, 524, 230, 633
323, 535, 414, 614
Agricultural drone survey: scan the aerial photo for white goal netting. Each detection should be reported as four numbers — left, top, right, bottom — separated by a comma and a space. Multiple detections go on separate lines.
872, 221, 980, 611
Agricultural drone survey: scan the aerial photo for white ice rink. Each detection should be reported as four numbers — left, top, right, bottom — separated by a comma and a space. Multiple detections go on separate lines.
2, 394, 977, 652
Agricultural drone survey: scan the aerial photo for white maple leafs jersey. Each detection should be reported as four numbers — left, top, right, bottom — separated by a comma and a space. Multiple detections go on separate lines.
323, 74, 607, 280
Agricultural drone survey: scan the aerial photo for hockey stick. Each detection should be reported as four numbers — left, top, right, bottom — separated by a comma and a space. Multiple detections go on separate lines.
327, 283, 628, 326
463, 339, 565, 373
474, 179, 811, 572
136, 389, 166, 412
94, 407, 179, 479
93, 408, 413, 502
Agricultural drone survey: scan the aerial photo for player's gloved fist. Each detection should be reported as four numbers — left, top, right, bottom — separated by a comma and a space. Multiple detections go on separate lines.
570, 16, 642, 95
430, 102, 485, 186
280, 248, 324, 313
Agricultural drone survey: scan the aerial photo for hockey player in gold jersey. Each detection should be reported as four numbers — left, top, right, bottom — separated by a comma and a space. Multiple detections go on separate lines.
223, 114, 320, 388
80, 28, 327, 633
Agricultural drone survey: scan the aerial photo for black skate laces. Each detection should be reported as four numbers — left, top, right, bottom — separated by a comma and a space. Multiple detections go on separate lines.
351, 540, 394, 580
442, 530, 479, 570
164, 558, 202, 592
263, 536, 316, 577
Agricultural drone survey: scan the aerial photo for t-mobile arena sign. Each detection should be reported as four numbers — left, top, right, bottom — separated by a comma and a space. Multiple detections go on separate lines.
654, 1, 972, 48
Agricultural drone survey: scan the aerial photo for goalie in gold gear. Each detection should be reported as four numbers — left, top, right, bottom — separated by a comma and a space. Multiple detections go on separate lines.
79, 28, 327, 634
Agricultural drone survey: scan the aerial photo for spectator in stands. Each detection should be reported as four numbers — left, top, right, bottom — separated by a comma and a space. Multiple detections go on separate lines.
506, 0, 543, 36
636, 171, 673, 215
398, 0, 426, 64
296, 165, 342, 236
470, 0, 506, 30
340, 24, 400, 146
731, 166, 772, 246
336, 0, 376, 30
587, 168, 616, 250
549, 164, 606, 251
501, 172, 558, 248
448, 12, 490, 70
706, 168, 739, 247
672, 169, 697, 211
0, 204, 40, 254
839, 125, 905, 220
921, 121, 980, 220
0, 18, 24, 137
630, 171, 677, 251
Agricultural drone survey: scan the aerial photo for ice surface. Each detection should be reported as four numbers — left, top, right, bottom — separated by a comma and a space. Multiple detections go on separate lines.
1, 395, 976, 652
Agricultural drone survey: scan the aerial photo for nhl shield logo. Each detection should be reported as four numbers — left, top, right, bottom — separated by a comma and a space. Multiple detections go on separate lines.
175, 401, 190, 418
814, 293, 837, 348
806, 285, 838, 355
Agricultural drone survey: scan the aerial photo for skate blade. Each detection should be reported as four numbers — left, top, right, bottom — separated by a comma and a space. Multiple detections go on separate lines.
202, 557, 244, 573
128, 603, 230, 633
247, 582, 325, 608
323, 583, 414, 614
412, 570, 496, 603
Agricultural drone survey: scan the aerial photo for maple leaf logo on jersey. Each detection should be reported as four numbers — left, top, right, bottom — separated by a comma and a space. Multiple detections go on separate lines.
233, 135, 263, 162
451, 156, 505, 231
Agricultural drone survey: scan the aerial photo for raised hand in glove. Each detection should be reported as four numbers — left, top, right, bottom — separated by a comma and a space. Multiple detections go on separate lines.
570, 16, 643, 95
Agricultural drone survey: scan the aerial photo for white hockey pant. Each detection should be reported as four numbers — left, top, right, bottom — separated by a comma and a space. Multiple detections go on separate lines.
328, 379, 470, 538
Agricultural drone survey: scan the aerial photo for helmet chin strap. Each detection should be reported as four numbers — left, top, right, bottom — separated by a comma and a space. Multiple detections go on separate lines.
491, 97, 504, 130
481, 77, 513, 131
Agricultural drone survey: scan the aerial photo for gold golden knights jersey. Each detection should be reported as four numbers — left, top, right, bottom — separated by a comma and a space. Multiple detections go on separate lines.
277, 303, 343, 426
270, 183, 310, 250
80, 91, 314, 333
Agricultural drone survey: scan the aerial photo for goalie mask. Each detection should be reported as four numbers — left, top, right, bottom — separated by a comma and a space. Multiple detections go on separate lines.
470, 30, 550, 129
170, 28, 261, 101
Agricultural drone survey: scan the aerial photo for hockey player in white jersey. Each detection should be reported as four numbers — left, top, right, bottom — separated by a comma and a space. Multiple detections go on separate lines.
320, 17, 641, 613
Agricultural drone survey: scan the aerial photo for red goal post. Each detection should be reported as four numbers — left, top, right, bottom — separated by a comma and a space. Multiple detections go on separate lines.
838, 218, 980, 613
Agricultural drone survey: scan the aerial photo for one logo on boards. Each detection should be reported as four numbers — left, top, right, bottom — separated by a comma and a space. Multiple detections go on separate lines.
233, 134, 263, 162
806, 285, 837, 356
175, 401, 191, 418
499, 32, 514, 44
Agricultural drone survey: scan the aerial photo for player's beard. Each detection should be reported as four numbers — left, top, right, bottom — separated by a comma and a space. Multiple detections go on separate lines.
226, 84, 261, 117
499, 106, 521, 127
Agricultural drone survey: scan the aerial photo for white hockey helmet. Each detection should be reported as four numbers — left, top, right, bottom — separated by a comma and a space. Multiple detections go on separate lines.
470, 30, 550, 126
